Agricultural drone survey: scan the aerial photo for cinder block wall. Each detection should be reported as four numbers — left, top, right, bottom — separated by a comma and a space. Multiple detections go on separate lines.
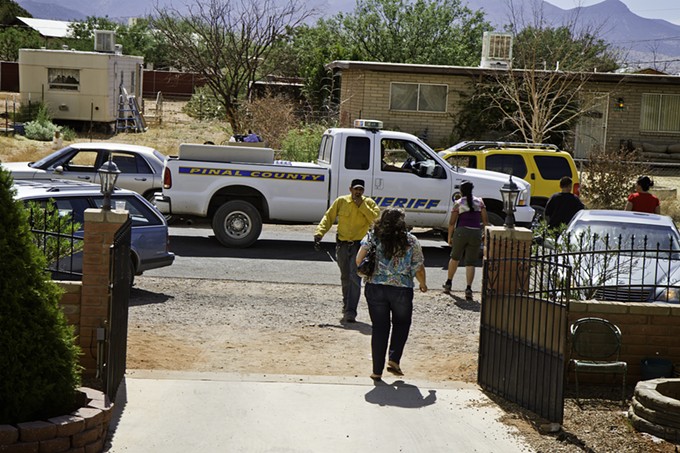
569, 301, 680, 382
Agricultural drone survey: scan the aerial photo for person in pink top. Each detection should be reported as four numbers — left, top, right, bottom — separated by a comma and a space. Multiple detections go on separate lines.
625, 176, 660, 214
443, 181, 488, 301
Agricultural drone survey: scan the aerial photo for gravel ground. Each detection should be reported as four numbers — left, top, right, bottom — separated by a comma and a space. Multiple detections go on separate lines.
127, 276, 678, 452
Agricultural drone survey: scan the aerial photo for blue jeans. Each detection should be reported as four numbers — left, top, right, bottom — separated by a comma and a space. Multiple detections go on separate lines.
336, 241, 362, 317
365, 283, 414, 375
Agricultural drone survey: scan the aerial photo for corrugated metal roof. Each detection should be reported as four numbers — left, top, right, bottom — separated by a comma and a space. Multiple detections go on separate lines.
16, 17, 73, 39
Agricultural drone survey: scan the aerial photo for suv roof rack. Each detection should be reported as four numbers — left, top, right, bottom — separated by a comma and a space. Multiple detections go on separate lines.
451, 141, 559, 152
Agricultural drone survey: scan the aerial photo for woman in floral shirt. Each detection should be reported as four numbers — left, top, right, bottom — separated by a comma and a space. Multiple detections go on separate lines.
356, 208, 427, 381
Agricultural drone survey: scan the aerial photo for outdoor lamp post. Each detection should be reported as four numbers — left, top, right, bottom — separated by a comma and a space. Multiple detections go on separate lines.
98, 159, 120, 211
500, 175, 520, 228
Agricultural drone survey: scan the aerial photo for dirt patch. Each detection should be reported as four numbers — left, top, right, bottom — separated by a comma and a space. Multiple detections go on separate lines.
127, 278, 479, 381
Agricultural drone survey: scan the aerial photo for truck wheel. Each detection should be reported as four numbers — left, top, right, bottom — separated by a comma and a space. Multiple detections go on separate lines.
487, 211, 504, 226
212, 201, 262, 248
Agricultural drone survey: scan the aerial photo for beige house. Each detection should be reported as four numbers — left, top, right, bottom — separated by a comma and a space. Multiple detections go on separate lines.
326, 60, 680, 158
19, 48, 143, 124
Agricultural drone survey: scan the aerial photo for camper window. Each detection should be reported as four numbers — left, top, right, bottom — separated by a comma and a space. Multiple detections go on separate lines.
48, 68, 80, 91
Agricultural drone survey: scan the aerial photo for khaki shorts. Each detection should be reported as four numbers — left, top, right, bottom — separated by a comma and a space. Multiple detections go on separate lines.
450, 227, 482, 266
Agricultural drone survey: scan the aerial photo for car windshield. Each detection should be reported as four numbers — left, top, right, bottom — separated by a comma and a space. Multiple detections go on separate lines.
567, 221, 680, 251
30, 146, 72, 167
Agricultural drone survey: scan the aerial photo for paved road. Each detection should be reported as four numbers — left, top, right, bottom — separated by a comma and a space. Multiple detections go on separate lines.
145, 224, 480, 291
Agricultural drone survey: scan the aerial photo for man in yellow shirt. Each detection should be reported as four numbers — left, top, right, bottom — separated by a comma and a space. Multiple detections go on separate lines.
314, 179, 380, 323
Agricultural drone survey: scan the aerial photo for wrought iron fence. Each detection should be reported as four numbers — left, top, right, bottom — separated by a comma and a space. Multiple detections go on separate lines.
28, 206, 84, 281
480, 234, 569, 424
533, 230, 680, 303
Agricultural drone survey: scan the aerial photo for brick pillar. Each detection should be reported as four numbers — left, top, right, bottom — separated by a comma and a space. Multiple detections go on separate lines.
485, 226, 533, 295
79, 209, 128, 377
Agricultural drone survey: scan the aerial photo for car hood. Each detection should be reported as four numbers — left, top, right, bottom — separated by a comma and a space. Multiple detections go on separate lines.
571, 253, 680, 302
1, 162, 47, 179
450, 166, 532, 191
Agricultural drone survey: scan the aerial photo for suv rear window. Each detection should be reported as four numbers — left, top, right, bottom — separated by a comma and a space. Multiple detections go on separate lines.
486, 154, 527, 179
533, 156, 573, 180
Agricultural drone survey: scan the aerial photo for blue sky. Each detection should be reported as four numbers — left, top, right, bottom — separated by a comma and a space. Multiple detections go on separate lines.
547, 0, 680, 25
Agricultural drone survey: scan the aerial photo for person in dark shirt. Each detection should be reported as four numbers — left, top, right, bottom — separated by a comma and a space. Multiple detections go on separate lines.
544, 176, 584, 229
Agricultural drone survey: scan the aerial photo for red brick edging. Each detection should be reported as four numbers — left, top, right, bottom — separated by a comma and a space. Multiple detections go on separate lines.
0, 387, 112, 453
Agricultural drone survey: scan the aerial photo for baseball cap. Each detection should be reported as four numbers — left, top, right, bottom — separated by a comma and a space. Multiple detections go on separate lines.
351, 179, 365, 189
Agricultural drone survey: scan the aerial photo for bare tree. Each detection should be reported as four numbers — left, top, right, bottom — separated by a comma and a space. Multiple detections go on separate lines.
477, 1, 620, 145
151, 0, 314, 133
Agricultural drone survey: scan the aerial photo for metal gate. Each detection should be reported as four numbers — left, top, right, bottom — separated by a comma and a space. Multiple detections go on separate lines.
478, 236, 570, 424
103, 219, 132, 401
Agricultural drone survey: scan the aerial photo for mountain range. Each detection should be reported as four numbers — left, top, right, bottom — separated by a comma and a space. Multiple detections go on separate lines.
14, 0, 680, 72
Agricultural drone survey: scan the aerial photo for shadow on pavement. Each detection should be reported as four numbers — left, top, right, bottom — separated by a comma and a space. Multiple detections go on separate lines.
129, 287, 173, 306
365, 380, 437, 408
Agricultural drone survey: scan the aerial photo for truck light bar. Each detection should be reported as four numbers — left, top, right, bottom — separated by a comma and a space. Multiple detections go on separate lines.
354, 119, 383, 130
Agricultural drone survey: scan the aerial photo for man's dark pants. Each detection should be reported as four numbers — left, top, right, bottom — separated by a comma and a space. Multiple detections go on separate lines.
336, 241, 362, 318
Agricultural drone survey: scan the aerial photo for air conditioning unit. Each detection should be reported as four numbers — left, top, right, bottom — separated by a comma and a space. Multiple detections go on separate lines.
94, 30, 116, 53
480, 32, 513, 69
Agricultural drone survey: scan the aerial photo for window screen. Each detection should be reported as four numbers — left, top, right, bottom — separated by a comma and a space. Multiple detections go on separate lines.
641, 93, 680, 133
390, 83, 447, 112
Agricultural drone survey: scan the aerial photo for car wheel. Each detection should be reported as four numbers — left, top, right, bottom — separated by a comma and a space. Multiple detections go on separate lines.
487, 211, 504, 226
212, 200, 262, 248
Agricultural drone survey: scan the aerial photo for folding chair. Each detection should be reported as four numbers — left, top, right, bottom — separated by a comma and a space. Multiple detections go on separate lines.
569, 317, 627, 404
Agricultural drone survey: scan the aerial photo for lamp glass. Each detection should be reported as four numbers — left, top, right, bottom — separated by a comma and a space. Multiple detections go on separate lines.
500, 176, 520, 212
500, 175, 520, 228
98, 160, 121, 210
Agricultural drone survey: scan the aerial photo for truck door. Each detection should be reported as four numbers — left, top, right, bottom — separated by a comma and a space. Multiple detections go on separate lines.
331, 133, 376, 200
371, 138, 452, 229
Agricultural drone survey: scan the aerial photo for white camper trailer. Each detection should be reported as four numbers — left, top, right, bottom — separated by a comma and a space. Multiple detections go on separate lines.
18, 48, 144, 125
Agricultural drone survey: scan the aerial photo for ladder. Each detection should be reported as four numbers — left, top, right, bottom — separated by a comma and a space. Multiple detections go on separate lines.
116, 87, 147, 133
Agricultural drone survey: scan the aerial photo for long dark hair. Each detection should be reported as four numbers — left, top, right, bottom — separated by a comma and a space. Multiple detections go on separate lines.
373, 208, 409, 260
461, 181, 475, 211
637, 176, 653, 192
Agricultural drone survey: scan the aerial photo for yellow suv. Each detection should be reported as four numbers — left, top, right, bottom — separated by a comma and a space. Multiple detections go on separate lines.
440, 141, 580, 213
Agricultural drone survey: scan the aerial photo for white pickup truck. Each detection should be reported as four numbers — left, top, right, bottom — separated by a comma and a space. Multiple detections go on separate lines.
155, 120, 534, 247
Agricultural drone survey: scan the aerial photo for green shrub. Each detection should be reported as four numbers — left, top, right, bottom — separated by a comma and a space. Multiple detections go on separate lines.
280, 123, 328, 162
13, 101, 46, 123
0, 168, 82, 424
25, 121, 59, 141
24, 104, 60, 141
60, 126, 77, 141
183, 86, 226, 120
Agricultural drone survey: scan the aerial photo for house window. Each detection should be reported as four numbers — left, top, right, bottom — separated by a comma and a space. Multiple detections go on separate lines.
390, 83, 447, 113
640, 93, 680, 133
48, 68, 80, 91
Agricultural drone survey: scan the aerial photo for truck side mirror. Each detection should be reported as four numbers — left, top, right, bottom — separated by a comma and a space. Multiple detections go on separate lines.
432, 165, 445, 178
